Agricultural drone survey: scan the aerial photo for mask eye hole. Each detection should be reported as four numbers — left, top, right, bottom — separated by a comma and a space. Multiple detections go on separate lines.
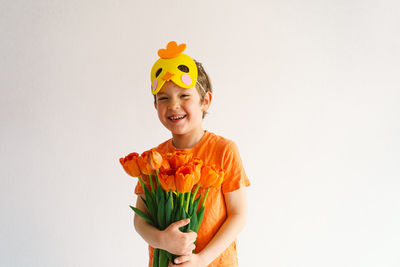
155, 68, 162, 77
178, 65, 189, 73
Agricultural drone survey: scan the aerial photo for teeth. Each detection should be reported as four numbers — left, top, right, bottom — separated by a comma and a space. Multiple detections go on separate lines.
169, 115, 186, 120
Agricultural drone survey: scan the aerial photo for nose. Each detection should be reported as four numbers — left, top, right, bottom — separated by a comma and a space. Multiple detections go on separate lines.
168, 97, 180, 110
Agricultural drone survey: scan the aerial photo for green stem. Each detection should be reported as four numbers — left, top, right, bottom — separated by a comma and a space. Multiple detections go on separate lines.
185, 191, 191, 213
158, 249, 169, 267
202, 188, 210, 208
155, 169, 161, 193
192, 185, 200, 204
155, 170, 166, 199
180, 192, 184, 207
170, 191, 174, 209
155, 170, 160, 186
153, 248, 159, 267
138, 176, 145, 191
149, 174, 155, 193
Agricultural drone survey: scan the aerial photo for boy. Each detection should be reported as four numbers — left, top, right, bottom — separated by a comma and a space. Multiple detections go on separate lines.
134, 41, 250, 267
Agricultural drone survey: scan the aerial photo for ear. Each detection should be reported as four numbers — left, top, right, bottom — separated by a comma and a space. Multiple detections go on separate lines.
201, 92, 212, 112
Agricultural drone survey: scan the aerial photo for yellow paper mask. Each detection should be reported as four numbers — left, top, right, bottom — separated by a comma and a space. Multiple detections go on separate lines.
150, 41, 198, 95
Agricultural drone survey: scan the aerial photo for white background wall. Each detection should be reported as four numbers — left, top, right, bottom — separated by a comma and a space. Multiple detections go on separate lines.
1, 0, 399, 266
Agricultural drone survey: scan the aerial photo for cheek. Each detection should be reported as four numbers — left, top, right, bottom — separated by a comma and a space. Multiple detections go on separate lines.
155, 105, 165, 116
186, 102, 203, 117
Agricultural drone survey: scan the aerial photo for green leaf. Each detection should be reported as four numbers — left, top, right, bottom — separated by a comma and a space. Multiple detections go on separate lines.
140, 196, 147, 206
190, 212, 198, 233
158, 249, 169, 267
143, 180, 153, 202
175, 194, 183, 222
196, 206, 205, 232
156, 180, 164, 205
143, 185, 158, 226
153, 248, 159, 267
157, 195, 166, 229
171, 205, 178, 225
192, 195, 201, 215
188, 195, 194, 215
181, 208, 190, 232
165, 193, 173, 226
176, 205, 186, 232
166, 251, 173, 262
129, 205, 153, 226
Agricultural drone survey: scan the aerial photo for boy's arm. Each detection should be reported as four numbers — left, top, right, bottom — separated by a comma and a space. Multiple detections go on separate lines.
172, 187, 248, 266
134, 194, 197, 256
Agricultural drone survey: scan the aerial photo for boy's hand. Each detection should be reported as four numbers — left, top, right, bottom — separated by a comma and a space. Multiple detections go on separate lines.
168, 253, 206, 267
160, 219, 197, 255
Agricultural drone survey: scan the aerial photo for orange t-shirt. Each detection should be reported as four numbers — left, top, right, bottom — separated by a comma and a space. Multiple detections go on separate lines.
134, 130, 251, 267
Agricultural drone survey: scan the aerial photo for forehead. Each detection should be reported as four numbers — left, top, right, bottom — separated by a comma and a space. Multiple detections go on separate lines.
158, 81, 195, 95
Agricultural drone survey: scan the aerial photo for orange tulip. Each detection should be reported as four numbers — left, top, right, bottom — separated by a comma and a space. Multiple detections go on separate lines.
164, 152, 174, 161
160, 158, 171, 172
175, 165, 195, 193
137, 151, 154, 175
169, 151, 193, 169
189, 158, 203, 185
199, 164, 223, 188
158, 169, 176, 192
212, 170, 224, 189
119, 152, 141, 177
148, 148, 163, 170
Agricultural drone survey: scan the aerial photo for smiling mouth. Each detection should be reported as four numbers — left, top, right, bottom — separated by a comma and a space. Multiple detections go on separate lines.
168, 115, 187, 121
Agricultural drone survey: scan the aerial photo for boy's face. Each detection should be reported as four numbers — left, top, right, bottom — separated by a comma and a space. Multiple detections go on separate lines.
154, 81, 210, 137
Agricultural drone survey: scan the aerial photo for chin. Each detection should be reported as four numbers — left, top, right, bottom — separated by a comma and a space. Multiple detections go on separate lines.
170, 129, 188, 136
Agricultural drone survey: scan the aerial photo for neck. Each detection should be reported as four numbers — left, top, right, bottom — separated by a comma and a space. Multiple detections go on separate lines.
172, 128, 205, 149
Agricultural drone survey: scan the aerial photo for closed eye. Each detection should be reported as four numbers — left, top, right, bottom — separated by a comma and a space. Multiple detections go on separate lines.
157, 97, 168, 101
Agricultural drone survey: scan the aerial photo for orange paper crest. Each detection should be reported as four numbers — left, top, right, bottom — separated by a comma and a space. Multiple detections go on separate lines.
157, 41, 186, 59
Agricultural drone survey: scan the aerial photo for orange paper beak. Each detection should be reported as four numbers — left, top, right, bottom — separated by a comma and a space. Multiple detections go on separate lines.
162, 72, 174, 81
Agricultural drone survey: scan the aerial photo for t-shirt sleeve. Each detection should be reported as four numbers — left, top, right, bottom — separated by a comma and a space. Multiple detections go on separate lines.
221, 141, 250, 194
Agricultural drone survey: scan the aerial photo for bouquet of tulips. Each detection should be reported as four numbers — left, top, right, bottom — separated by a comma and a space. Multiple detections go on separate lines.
119, 148, 224, 267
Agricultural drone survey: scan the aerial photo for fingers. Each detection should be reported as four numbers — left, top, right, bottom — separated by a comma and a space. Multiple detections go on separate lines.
187, 230, 197, 242
188, 243, 196, 253
168, 220, 198, 242
170, 218, 190, 229
181, 232, 196, 254
173, 255, 190, 265
163, 220, 197, 255
180, 242, 196, 256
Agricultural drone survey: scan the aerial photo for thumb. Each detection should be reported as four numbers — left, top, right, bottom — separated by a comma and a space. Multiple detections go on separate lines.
171, 218, 190, 229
